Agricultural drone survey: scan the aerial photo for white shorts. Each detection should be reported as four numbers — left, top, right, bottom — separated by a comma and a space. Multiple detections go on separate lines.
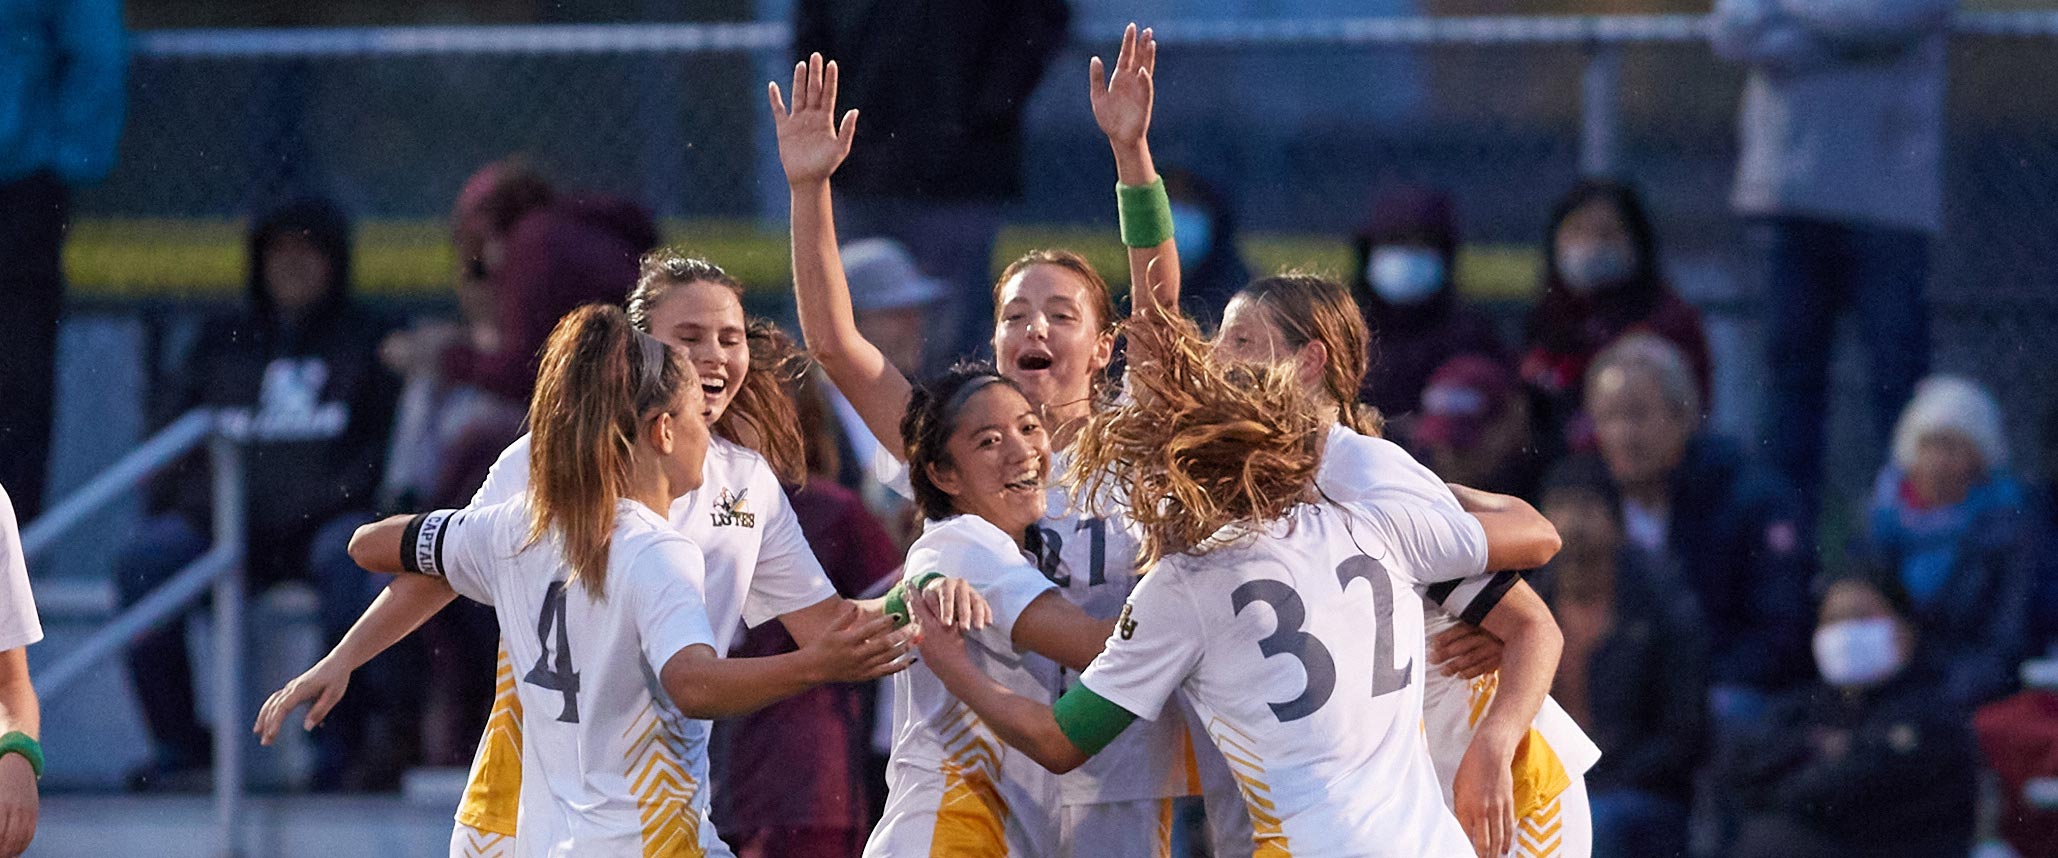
1503, 774, 1591, 858
448, 823, 514, 858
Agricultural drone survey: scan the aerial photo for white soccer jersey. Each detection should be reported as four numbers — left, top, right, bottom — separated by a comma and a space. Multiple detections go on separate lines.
0, 484, 41, 652
1080, 500, 1487, 858
414, 498, 722, 858
1317, 425, 1602, 814
867, 514, 1064, 858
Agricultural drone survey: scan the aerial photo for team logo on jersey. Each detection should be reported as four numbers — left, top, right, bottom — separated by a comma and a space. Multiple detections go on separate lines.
1116, 603, 1137, 640
711, 488, 757, 528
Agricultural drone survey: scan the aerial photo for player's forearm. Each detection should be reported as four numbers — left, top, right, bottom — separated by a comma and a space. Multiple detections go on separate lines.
0, 651, 39, 740
661, 646, 822, 720
1451, 486, 1561, 571
323, 576, 458, 673
787, 180, 912, 456
929, 654, 1088, 773
1114, 142, 1181, 319
1472, 591, 1563, 761
1012, 595, 1118, 672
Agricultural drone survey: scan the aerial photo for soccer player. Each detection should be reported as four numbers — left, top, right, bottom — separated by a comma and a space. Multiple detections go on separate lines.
916, 313, 1498, 857
0, 483, 43, 858
263, 305, 913, 856
776, 50, 1202, 856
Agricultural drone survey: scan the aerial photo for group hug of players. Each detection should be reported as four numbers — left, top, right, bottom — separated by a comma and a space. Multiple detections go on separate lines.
251, 24, 1599, 858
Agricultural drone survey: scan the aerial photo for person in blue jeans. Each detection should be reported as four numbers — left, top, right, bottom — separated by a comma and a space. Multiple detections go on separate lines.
1712, 0, 1954, 524
117, 199, 403, 791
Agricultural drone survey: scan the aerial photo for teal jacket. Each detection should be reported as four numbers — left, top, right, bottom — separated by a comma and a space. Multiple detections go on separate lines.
0, 0, 125, 184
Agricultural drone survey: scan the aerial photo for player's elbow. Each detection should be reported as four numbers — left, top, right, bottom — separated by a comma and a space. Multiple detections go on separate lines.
658, 648, 731, 719
1034, 740, 1090, 775
1524, 520, 1563, 569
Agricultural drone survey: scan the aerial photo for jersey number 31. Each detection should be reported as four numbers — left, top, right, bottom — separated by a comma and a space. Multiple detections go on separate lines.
1230, 556, 1411, 723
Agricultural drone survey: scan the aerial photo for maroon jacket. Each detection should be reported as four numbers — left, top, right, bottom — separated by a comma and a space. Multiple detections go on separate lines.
440, 195, 658, 403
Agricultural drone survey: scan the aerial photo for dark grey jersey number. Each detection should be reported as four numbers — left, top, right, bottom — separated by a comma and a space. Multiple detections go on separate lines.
523, 580, 582, 723
1230, 558, 1412, 724
1032, 517, 1108, 588
1230, 579, 1338, 722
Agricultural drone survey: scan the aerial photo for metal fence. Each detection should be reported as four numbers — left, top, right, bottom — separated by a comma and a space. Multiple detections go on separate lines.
80, 13, 2058, 494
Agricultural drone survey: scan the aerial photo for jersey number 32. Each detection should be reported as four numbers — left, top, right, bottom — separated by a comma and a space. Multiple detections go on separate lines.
1230, 556, 1411, 723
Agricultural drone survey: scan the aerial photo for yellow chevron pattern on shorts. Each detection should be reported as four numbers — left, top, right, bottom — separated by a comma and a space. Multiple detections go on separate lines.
453, 829, 513, 858
456, 646, 525, 837
1207, 718, 1291, 858
622, 699, 705, 858
930, 704, 1009, 858
1514, 793, 1564, 857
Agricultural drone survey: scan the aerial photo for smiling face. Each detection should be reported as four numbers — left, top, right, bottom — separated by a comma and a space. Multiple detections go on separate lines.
643, 280, 750, 425
926, 384, 1051, 537
992, 263, 1113, 421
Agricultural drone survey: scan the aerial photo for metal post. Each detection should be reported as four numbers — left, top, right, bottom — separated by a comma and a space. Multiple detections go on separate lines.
208, 436, 246, 858
1579, 43, 1623, 178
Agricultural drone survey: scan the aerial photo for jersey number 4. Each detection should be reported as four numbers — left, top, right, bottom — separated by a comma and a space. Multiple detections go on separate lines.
524, 581, 582, 723
1229, 556, 1412, 723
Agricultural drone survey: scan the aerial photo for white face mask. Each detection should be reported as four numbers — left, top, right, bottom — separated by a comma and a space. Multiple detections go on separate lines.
1557, 243, 1634, 295
1368, 247, 1446, 306
1813, 617, 1905, 688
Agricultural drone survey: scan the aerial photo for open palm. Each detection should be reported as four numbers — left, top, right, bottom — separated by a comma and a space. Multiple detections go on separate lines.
770, 52, 859, 186
1090, 24, 1157, 149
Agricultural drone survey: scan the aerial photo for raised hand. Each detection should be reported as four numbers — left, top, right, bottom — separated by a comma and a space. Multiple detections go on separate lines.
1089, 23, 1158, 152
770, 52, 860, 187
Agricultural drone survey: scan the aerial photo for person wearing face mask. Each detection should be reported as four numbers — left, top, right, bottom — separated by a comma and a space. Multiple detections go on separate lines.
1349, 184, 1508, 422
1718, 571, 1978, 858
1854, 375, 2034, 709
1521, 180, 1710, 452
1161, 167, 1249, 331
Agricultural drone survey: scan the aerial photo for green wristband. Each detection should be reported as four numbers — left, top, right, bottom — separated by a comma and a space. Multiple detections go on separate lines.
0, 731, 43, 779
882, 572, 949, 627
1117, 178, 1174, 249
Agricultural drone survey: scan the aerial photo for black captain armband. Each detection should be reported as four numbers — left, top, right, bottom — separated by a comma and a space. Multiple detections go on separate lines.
400, 509, 459, 578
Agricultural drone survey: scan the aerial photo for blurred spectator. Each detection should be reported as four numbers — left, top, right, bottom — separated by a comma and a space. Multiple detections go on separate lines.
1720, 572, 1978, 858
713, 372, 901, 858
0, 483, 43, 856
1712, 0, 1953, 523
119, 199, 402, 791
1538, 456, 1707, 858
1520, 179, 1710, 449
1585, 334, 1813, 728
1348, 184, 1507, 420
1163, 166, 1251, 330
841, 238, 946, 378
382, 158, 659, 406
0, 0, 125, 522
1973, 681, 2058, 858
795, 0, 1070, 374
1855, 375, 2033, 708
1415, 355, 1550, 502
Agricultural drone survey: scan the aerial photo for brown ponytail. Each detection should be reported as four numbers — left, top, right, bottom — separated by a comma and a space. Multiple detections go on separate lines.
628, 249, 810, 486
527, 304, 692, 598
1234, 272, 1386, 437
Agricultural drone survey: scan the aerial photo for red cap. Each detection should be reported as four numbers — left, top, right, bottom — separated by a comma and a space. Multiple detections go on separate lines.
1415, 355, 1516, 449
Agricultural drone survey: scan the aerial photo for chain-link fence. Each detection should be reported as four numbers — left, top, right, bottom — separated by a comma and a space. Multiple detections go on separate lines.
71, 14, 2058, 498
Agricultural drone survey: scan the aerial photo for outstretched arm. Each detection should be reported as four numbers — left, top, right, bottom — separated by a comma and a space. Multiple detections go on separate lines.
772, 53, 914, 458
910, 594, 1116, 774
1448, 484, 1561, 572
661, 605, 911, 719
1091, 24, 1180, 318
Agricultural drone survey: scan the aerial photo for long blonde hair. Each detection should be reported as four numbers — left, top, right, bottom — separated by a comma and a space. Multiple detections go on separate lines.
527, 304, 692, 597
1070, 312, 1327, 567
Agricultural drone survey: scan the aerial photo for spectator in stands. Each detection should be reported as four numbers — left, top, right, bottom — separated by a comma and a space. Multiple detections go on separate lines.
118, 198, 402, 791
1520, 179, 1710, 450
713, 371, 901, 858
1538, 456, 1707, 858
0, 0, 125, 522
1163, 166, 1251, 330
1855, 375, 2033, 707
1712, 0, 1953, 523
0, 483, 44, 857
840, 238, 946, 378
1584, 333, 1813, 730
1720, 571, 1978, 858
1348, 184, 1507, 421
380, 158, 660, 408
1415, 354, 1550, 502
794, 0, 1070, 373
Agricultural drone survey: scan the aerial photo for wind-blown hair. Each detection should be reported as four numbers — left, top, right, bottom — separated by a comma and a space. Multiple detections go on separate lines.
1070, 312, 1327, 567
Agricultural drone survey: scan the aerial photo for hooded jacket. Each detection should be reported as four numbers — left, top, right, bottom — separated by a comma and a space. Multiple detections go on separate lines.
1349, 185, 1508, 418
150, 199, 400, 576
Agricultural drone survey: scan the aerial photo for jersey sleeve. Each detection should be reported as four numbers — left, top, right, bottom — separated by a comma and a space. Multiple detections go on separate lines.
742, 484, 840, 627
1421, 570, 1522, 626
1350, 499, 1489, 587
402, 505, 500, 606
904, 519, 1056, 645
1077, 568, 1202, 722
0, 485, 42, 651
626, 538, 720, 669
466, 435, 532, 510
